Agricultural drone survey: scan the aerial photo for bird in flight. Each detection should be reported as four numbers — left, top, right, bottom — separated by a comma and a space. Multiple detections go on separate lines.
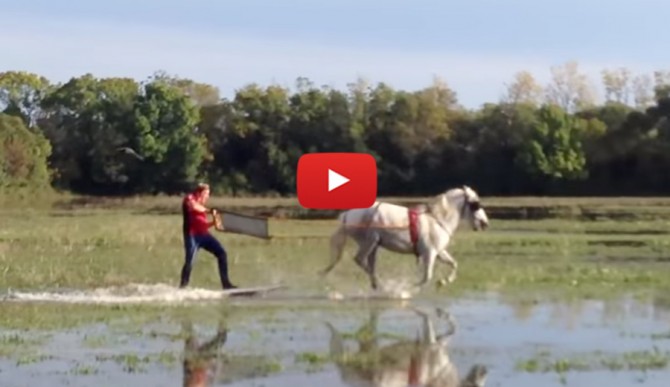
116, 147, 145, 161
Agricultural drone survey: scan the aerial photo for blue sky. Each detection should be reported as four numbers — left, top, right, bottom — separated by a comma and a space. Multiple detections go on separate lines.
1, 0, 667, 108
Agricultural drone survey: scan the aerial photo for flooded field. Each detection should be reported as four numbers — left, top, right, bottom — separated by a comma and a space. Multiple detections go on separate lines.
3, 286, 670, 386
3, 197, 670, 386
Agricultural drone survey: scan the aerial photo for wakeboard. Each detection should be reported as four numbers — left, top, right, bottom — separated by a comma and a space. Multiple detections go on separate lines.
222, 284, 285, 297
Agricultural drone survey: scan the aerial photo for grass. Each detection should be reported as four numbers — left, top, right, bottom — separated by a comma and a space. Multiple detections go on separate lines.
17, 191, 670, 220
516, 347, 670, 373
0, 332, 50, 358
2, 195, 670, 299
2, 194, 670, 335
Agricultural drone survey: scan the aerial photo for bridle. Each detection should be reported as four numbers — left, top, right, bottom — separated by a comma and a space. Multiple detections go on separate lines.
428, 187, 482, 237
459, 186, 483, 222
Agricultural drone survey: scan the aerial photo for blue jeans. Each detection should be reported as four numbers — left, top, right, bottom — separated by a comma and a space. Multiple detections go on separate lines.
180, 233, 234, 288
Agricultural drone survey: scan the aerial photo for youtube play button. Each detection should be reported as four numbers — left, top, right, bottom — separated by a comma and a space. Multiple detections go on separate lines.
328, 169, 349, 192
297, 153, 377, 209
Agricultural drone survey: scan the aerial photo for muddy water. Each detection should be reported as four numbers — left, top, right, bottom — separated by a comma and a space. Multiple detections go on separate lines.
2, 288, 670, 387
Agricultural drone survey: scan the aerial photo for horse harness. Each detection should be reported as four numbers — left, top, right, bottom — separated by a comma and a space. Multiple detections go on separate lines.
408, 206, 422, 257
408, 187, 482, 258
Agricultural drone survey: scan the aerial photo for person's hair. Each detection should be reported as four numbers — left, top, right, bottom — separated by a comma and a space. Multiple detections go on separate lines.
194, 183, 210, 193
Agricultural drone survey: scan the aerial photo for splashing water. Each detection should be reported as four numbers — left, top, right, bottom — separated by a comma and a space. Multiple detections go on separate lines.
326, 279, 418, 301
379, 278, 419, 299
2, 283, 230, 305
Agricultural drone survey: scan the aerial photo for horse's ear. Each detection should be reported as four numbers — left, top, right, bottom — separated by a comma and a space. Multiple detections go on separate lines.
442, 194, 448, 209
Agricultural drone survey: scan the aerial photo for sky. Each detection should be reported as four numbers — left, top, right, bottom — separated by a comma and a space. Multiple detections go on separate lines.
1, 0, 667, 108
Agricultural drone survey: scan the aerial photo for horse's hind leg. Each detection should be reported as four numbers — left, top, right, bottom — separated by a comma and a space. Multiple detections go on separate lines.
357, 308, 380, 352
366, 244, 381, 290
319, 224, 348, 277
353, 233, 381, 290
325, 322, 348, 364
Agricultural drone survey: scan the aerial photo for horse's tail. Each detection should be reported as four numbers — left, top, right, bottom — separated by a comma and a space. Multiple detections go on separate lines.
319, 211, 349, 277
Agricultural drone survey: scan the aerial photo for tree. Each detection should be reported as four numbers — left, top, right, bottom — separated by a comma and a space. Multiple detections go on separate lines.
466, 102, 538, 194
148, 70, 221, 107
516, 105, 590, 183
210, 83, 293, 194
0, 71, 52, 128
5, 66, 670, 198
38, 74, 140, 193
502, 71, 544, 106
653, 70, 670, 100
0, 113, 52, 191
545, 61, 598, 113
601, 67, 632, 105
126, 80, 206, 193
632, 74, 654, 110
363, 79, 457, 194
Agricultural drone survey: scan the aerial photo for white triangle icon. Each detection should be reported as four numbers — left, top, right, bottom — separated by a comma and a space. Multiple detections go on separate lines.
328, 169, 350, 192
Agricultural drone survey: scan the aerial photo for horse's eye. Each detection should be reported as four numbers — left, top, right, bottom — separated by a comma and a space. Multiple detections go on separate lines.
469, 201, 481, 212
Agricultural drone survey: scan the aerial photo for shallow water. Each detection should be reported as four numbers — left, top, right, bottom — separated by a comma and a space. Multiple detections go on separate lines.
2, 286, 670, 387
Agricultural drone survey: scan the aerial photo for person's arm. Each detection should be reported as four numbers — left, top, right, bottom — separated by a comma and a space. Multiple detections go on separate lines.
185, 196, 212, 214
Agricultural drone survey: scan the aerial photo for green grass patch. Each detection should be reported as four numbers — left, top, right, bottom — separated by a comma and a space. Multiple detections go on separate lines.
2, 196, 670, 319
516, 347, 670, 373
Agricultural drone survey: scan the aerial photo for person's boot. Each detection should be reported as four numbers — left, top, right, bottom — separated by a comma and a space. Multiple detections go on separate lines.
180, 265, 191, 288
222, 274, 237, 290
223, 282, 238, 290
217, 255, 237, 289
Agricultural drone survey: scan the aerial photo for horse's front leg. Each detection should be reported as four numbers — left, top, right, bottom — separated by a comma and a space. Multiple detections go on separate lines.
409, 307, 434, 343
435, 308, 457, 345
437, 249, 458, 283
415, 249, 438, 288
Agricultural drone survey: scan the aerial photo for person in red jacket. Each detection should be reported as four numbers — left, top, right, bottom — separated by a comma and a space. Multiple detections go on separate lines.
180, 183, 237, 289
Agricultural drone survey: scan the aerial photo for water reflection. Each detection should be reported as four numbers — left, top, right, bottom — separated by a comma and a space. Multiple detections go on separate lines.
181, 319, 228, 387
498, 291, 670, 329
326, 307, 487, 387
180, 317, 280, 386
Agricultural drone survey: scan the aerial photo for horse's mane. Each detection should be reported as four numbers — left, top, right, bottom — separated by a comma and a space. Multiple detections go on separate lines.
425, 188, 464, 220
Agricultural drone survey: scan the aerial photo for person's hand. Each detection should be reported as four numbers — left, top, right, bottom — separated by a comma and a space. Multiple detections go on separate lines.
214, 213, 224, 231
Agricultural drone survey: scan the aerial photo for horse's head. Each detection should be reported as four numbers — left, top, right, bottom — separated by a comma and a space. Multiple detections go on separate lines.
459, 185, 489, 231
460, 364, 488, 387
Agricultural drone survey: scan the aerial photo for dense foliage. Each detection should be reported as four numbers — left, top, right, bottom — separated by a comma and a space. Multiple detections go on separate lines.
2, 62, 670, 196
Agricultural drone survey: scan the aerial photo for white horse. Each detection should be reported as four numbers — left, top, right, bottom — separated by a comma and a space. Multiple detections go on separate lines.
326, 307, 488, 387
320, 186, 489, 290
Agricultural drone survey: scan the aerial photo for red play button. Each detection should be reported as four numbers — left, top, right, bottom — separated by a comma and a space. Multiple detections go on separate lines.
297, 153, 377, 209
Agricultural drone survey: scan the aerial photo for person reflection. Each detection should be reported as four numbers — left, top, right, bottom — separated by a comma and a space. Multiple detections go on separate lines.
326, 307, 488, 387
181, 319, 228, 387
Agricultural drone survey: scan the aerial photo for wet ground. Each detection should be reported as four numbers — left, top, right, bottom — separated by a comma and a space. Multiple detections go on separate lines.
2, 286, 670, 386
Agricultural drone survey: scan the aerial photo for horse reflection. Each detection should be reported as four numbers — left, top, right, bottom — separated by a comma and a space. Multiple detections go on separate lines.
326, 308, 487, 387
181, 320, 228, 387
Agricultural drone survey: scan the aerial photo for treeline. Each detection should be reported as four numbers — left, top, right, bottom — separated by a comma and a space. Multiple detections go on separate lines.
1, 61, 670, 197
